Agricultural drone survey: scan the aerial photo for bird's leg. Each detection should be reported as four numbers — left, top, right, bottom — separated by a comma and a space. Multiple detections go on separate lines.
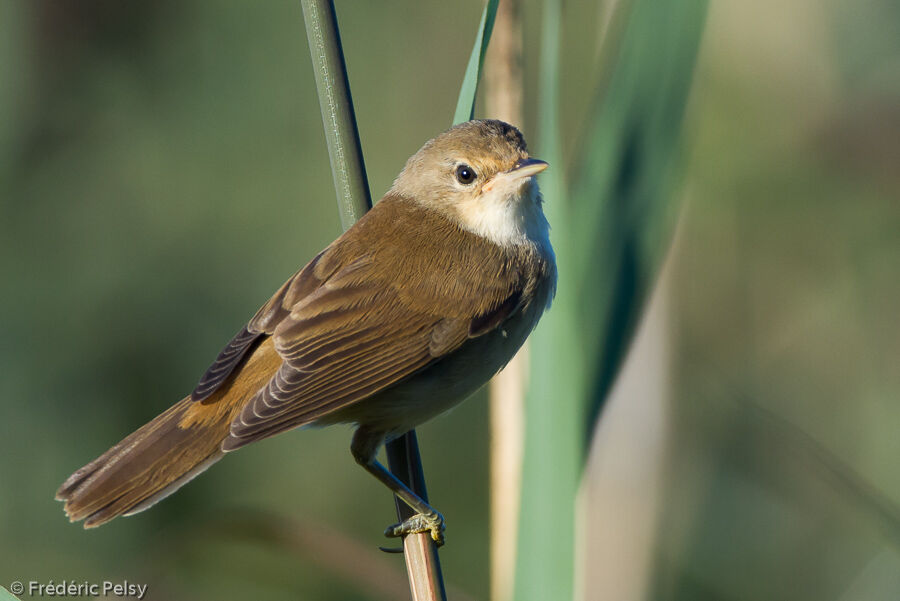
351, 427, 445, 546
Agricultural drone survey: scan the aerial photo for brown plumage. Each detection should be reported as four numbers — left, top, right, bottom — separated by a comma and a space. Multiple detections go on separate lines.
56, 337, 281, 527
56, 120, 556, 534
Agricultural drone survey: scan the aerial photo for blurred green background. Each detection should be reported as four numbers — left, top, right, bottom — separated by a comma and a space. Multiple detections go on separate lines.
0, 1, 897, 600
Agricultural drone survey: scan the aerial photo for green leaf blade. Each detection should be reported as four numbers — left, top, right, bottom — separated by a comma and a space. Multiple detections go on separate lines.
453, 0, 500, 125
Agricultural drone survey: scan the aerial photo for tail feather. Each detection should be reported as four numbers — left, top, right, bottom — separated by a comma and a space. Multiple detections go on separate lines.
56, 397, 228, 528
57, 336, 282, 527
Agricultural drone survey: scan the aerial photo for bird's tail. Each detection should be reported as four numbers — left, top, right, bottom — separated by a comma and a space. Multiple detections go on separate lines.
56, 396, 232, 528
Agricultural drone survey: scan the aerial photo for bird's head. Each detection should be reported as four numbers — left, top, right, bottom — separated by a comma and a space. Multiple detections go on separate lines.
390, 119, 549, 247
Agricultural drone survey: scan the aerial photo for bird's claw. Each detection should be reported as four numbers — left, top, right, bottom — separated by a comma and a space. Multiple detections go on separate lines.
384, 512, 446, 546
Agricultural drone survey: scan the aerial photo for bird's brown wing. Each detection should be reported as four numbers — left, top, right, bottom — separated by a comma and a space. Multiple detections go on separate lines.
220, 252, 521, 450
213, 197, 535, 451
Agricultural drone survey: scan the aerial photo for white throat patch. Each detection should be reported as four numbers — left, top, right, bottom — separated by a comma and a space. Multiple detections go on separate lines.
455, 177, 552, 257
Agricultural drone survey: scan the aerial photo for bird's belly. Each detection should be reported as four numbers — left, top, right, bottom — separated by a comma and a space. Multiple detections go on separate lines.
316, 284, 550, 436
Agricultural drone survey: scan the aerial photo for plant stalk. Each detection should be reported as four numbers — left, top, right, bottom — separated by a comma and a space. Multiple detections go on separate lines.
483, 2, 526, 600
300, 2, 445, 599
301, 0, 371, 224
386, 432, 448, 601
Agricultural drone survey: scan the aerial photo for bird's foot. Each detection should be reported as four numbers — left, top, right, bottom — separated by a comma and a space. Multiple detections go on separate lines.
384, 511, 445, 546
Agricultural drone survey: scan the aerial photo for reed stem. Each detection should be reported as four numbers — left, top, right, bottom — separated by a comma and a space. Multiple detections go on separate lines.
300, 2, 445, 599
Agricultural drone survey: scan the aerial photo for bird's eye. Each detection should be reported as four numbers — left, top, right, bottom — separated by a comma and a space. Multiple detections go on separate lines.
455, 164, 477, 185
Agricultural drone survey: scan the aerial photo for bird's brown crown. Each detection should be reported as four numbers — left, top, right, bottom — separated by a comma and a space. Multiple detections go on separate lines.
422, 119, 528, 166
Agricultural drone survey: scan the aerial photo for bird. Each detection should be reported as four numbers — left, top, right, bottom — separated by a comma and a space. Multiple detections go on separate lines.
56, 119, 556, 544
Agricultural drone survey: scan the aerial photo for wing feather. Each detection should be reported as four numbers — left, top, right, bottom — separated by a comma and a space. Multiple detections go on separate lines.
222, 274, 472, 449
188, 197, 548, 451
190, 252, 333, 401
190, 326, 262, 401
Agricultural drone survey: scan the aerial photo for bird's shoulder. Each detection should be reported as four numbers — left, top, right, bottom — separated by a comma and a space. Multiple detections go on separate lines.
190, 194, 554, 402
263, 194, 552, 324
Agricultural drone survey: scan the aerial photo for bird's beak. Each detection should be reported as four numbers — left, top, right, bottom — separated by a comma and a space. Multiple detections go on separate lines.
483, 158, 549, 192
510, 157, 549, 178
